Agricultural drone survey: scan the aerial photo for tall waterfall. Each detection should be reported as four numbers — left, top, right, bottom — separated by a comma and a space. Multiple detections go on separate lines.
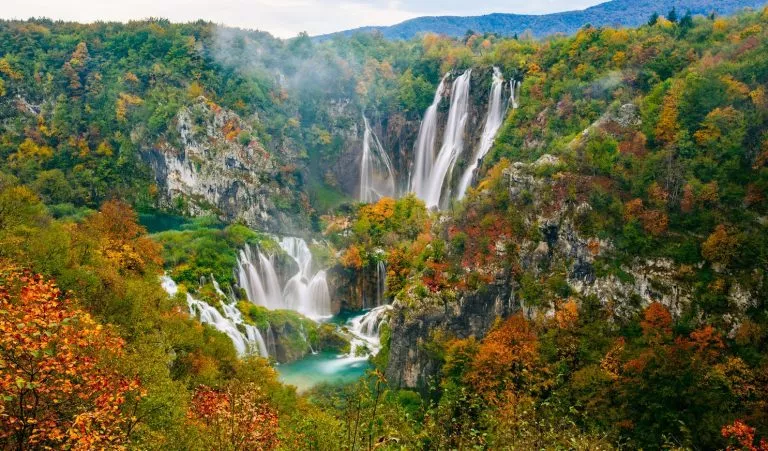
376, 260, 386, 306
511, 79, 521, 109
456, 67, 506, 200
411, 73, 449, 199
161, 275, 268, 358
422, 69, 472, 208
236, 237, 332, 321
359, 115, 396, 203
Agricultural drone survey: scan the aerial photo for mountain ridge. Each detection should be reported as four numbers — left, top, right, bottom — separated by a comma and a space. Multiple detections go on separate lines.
316, 0, 768, 40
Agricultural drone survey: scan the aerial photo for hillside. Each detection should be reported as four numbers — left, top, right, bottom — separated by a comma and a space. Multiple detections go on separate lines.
318, 0, 768, 40
1, 6, 768, 450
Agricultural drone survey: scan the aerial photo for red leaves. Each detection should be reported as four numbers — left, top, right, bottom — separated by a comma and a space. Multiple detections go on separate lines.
722, 420, 768, 451
0, 264, 142, 449
188, 384, 279, 450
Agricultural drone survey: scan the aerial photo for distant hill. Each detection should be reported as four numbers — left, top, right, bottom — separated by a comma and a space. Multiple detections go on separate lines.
316, 0, 768, 40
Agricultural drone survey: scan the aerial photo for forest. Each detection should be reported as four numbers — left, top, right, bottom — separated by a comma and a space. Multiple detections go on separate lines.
0, 5, 767, 450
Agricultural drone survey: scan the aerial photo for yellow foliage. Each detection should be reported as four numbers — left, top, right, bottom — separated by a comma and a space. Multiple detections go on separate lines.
10, 138, 54, 164
721, 75, 750, 99
555, 299, 579, 329
116, 92, 143, 121
188, 81, 204, 98
655, 17, 674, 29
123, 72, 139, 84
612, 51, 627, 67
0, 58, 22, 80
713, 18, 729, 33
96, 142, 113, 157
740, 24, 763, 39
750, 86, 767, 109
655, 80, 682, 146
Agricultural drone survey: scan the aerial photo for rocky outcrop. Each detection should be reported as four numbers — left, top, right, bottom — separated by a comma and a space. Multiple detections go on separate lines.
385, 281, 514, 391
142, 97, 308, 233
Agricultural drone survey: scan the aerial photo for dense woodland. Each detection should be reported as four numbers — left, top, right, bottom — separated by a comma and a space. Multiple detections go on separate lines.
1, 6, 768, 450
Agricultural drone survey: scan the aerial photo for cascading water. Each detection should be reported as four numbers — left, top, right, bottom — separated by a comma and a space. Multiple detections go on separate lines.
411, 73, 449, 199
511, 79, 521, 109
359, 115, 396, 203
423, 69, 472, 208
347, 305, 393, 357
456, 67, 506, 200
376, 260, 386, 306
161, 275, 268, 358
235, 236, 332, 320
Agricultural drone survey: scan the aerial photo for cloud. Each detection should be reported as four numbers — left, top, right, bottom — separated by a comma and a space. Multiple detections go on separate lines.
2, 0, 605, 38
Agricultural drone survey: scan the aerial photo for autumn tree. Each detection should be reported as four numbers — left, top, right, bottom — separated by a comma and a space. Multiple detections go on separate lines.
0, 264, 142, 449
187, 383, 279, 450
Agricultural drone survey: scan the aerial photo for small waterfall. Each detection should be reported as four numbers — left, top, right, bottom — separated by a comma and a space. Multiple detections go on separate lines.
347, 305, 392, 357
359, 115, 396, 203
161, 275, 269, 358
511, 79, 521, 109
423, 69, 472, 208
411, 73, 449, 199
457, 67, 506, 200
376, 261, 386, 306
266, 325, 278, 357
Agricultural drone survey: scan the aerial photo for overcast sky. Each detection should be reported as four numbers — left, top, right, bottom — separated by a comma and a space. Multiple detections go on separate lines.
2, 0, 606, 38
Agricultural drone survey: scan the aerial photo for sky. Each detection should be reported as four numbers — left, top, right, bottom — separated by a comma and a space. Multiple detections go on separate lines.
2, 0, 606, 38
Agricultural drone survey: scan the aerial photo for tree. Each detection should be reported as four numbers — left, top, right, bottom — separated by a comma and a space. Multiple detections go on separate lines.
187, 383, 279, 450
0, 264, 142, 449
648, 12, 660, 26
667, 7, 679, 24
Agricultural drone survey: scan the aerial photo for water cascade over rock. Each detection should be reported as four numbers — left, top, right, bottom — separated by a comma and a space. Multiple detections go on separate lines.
421, 69, 472, 208
236, 237, 332, 320
347, 305, 392, 357
161, 275, 268, 358
359, 115, 397, 203
456, 67, 507, 200
410, 73, 449, 199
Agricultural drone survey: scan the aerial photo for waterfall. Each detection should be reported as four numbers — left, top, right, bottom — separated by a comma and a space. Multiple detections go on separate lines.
457, 67, 506, 200
266, 325, 278, 357
347, 305, 392, 357
423, 69, 472, 208
161, 275, 268, 358
511, 79, 521, 109
359, 115, 396, 203
237, 247, 269, 308
236, 236, 332, 321
411, 73, 449, 199
376, 260, 386, 306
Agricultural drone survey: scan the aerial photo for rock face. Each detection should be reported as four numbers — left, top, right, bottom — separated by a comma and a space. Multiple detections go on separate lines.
384, 152, 758, 389
142, 97, 307, 233
385, 282, 514, 391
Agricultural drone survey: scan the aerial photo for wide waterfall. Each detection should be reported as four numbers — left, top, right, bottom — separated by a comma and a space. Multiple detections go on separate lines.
411, 73, 449, 199
236, 236, 332, 320
456, 67, 506, 200
422, 69, 472, 208
359, 115, 396, 203
161, 275, 268, 358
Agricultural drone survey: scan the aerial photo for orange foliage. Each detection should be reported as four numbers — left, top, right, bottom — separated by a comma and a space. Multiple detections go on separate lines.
640, 302, 672, 340
465, 315, 540, 405
81, 200, 162, 273
360, 197, 395, 224
655, 80, 682, 146
701, 224, 739, 266
340, 245, 363, 270
555, 298, 579, 329
722, 420, 768, 451
0, 265, 142, 449
188, 384, 279, 450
